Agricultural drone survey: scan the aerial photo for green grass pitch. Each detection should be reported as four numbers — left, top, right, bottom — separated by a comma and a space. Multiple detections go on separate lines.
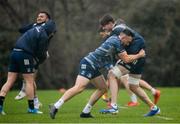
0, 88, 180, 123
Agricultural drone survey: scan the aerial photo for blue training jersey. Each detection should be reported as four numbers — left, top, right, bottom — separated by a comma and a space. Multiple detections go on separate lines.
85, 35, 125, 70
18, 23, 40, 34
15, 20, 56, 64
112, 24, 145, 52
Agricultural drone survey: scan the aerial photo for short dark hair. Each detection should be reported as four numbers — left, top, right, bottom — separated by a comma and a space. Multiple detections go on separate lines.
99, 14, 114, 26
38, 11, 51, 19
115, 18, 125, 25
122, 28, 134, 37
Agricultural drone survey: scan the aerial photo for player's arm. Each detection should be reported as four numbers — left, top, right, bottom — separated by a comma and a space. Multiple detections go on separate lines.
118, 49, 145, 63
35, 21, 56, 64
18, 23, 34, 33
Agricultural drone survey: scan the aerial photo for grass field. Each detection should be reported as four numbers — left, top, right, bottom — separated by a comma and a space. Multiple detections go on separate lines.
0, 88, 180, 123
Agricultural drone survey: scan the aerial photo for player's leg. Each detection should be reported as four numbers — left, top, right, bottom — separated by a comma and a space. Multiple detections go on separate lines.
80, 75, 108, 118
139, 79, 160, 104
33, 81, 42, 109
120, 75, 138, 107
0, 50, 20, 115
108, 70, 119, 110
128, 74, 160, 116
19, 51, 42, 114
33, 71, 42, 110
23, 73, 39, 113
0, 72, 18, 115
100, 71, 119, 114
101, 80, 109, 102
59, 75, 89, 102
22, 74, 42, 114
100, 65, 128, 114
49, 75, 90, 119
15, 72, 42, 109
101, 80, 111, 109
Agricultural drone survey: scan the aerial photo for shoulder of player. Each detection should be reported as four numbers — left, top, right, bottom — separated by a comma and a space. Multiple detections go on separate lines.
29, 26, 48, 40
106, 35, 119, 42
113, 24, 126, 30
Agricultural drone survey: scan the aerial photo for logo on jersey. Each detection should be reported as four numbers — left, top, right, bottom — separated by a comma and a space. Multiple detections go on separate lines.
27, 68, 31, 73
24, 59, 30, 65
117, 59, 131, 69
87, 73, 92, 78
81, 64, 87, 69
81, 71, 85, 75
132, 60, 138, 65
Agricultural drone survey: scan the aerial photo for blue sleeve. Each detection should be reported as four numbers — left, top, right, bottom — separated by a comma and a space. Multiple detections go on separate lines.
18, 23, 34, 34
111, 37, 125, 54
134, 34, 146, 50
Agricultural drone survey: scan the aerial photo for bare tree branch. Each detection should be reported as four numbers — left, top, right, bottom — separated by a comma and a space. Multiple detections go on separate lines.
77, 0, 86, 12
0, 24, 16, 32
0, 0, 23, 25
60, 0, 70, 40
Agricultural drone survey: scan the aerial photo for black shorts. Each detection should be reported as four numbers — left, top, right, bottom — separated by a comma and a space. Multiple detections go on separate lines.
117, 58, 145, 74
8, 50, 38, 73
78, 58, 101, 80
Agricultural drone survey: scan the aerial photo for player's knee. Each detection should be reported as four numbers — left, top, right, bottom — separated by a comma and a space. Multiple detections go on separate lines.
103, 88, 108, 94
109, 66, 122, 79
101, 86, 108, 93
25, 80, 34, 85
97, 87, 107, 95
78, 88, 84, 93
129, 84, 137, 91
128, 76, 140, 88
96, 83, 108, 93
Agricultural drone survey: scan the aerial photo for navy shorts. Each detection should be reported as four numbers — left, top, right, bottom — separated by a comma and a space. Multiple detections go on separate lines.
78, 58, 101, 80
8, 50, 38, 73
117, 58, 145, 74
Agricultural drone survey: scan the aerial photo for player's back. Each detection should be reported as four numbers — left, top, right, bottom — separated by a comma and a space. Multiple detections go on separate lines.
85, 35, 124, 69
112, 24, 145, 54
15, 26, 48, 55
125, 37, 145, 55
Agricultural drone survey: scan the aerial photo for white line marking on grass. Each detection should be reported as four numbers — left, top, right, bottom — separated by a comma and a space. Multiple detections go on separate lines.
155, 115, 174, 121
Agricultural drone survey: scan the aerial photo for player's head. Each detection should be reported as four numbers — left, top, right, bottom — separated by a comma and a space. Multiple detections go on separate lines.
115, 18, 126, 25
36, 11, 51, 24
99, 14, 115, 32
98, 26, 110, 39
119, 28, 134, 45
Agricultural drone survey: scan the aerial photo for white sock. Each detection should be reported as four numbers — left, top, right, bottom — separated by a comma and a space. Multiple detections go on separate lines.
82, 103, 92, 114
34, 97, 39, 109
131, 94, 137, 103
111, 103, 118, 109
34, 97, 39, 104
54, 98, 64, 109
151, 88, 156, 95
34, 96, 39, 109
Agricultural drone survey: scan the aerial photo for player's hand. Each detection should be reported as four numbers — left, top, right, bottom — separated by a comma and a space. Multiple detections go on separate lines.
138, 49, 146, 57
